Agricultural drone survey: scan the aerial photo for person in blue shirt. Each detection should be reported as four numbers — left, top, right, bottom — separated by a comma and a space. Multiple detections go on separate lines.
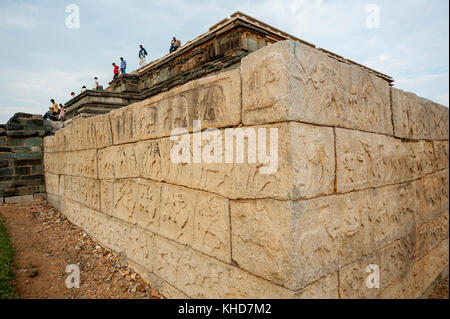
120, 57, 127, 74
139, 45, 148, 66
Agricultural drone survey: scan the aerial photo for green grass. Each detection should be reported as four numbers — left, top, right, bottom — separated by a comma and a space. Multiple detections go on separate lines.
0, 217, 19, 299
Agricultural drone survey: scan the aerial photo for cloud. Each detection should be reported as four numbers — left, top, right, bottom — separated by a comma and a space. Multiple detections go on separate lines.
395, 72, 449, 106
0, 3, 40, 30
0, 68, 109, 123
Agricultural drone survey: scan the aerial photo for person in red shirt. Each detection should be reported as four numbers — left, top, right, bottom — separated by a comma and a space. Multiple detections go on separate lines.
112, 63, 119, 80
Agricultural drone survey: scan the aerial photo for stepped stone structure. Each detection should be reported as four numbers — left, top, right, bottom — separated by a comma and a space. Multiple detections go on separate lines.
43, 14, 448, 298
64, 12, 392, 121
1, 113, 50, 203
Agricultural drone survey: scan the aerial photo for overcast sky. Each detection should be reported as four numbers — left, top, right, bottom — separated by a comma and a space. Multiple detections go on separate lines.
0, 0, 448, 123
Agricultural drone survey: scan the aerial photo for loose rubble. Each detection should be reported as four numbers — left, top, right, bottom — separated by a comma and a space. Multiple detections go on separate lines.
0, 202, 161, 299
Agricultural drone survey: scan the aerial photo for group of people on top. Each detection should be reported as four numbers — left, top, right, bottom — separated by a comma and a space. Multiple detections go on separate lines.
44, 38, 182, 122
111, 38, 180, 80
43, 99, 65, 121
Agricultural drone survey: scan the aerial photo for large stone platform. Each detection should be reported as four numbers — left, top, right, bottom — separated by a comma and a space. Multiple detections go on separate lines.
44, 39, 449, 298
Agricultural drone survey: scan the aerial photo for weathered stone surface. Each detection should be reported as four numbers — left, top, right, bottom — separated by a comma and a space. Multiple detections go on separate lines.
433, 141, 449, 171
160, 183, 231, 263
112, 179, 139, 225
336, 128, 435, 193
55, 114, 112, 152
230, 181, 416, 290
294, 183, 417, 288
109, 69, 241, 145
136, 179, 162, 235
100, 179, 114, 216
109, 178, 160, 234
104, 177, 230, 262
98, 144, 138, 179
110, 178, 161, 237
138, 122, 334, 200
62, 175, 100, 210
414, 169, 449, 227
153, 235, 336, 299
44, 172, 59, 195
230, 200, 295, 288
377, 268, 414, 299
43, 152, 62, 174
63, 149, 98, 178
45, 151, 97, 178
241, 41, 392, 135
339, 234, 415, 299
412, 238, 449, 298
415, 211, 449, 260
43, 136, 57, 153
391, 88, 449, 140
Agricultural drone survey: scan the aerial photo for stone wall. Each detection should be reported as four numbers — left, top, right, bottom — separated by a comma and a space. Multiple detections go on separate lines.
1, 113, 49, 203
43, 40, 449, 299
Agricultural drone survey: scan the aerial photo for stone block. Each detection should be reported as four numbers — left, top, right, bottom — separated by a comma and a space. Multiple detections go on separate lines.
231, 199, 295, 287
62, 175, 100, 210
231, 181, 417, 290
0, 168, 13, 177
7, 138, 25, 146
241, 41, 393, 135
4, 194, 34, 204
138, 122, 335, 200
15, 151, 42, 160
0, 159, 9, 168
339, 234, 416, 299
61, 149, 98, 178
44, 173, 60, 195
412, 238, 449, 298
414, 170, 449, 227
98, 144, 138, 179
377, 268, 414, 299
391, 88, 449, 140
14, 166, 31, 175
100, 179, 114, 216
415, 211, 449, 260
47, 193, 61, 211
152, 235, 336, 299
43, 136, 57, 153
24, 137, 42, 147
160, 183, 230, 262
336, 128, 435, 193
110, 69, 241, 145
135, 179, 162, 235
433, 141, 449, 171
62, 114, 113, 151
112, 179, 139, 225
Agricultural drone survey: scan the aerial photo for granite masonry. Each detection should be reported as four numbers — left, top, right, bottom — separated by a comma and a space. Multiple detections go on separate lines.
1, 113, 50, 203
43, 39, 449, 299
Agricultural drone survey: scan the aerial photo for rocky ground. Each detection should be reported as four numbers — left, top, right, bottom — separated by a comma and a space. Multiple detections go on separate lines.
0, 201, 160, 299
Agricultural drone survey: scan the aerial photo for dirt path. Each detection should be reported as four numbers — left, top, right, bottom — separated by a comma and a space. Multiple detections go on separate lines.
0, 202, 160, 299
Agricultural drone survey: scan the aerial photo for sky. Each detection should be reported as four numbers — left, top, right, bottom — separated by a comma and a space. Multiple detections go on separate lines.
0, 0, 448, 123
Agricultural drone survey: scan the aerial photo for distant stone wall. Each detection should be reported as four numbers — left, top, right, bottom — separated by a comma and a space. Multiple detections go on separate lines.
1, 113, 48, 203
44, 40, 449, 298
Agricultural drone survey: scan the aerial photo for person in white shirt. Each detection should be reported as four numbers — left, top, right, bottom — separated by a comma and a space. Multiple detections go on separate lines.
81, 85, 87, 93
139, 45, 148, 66
93, 77, 100, 90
